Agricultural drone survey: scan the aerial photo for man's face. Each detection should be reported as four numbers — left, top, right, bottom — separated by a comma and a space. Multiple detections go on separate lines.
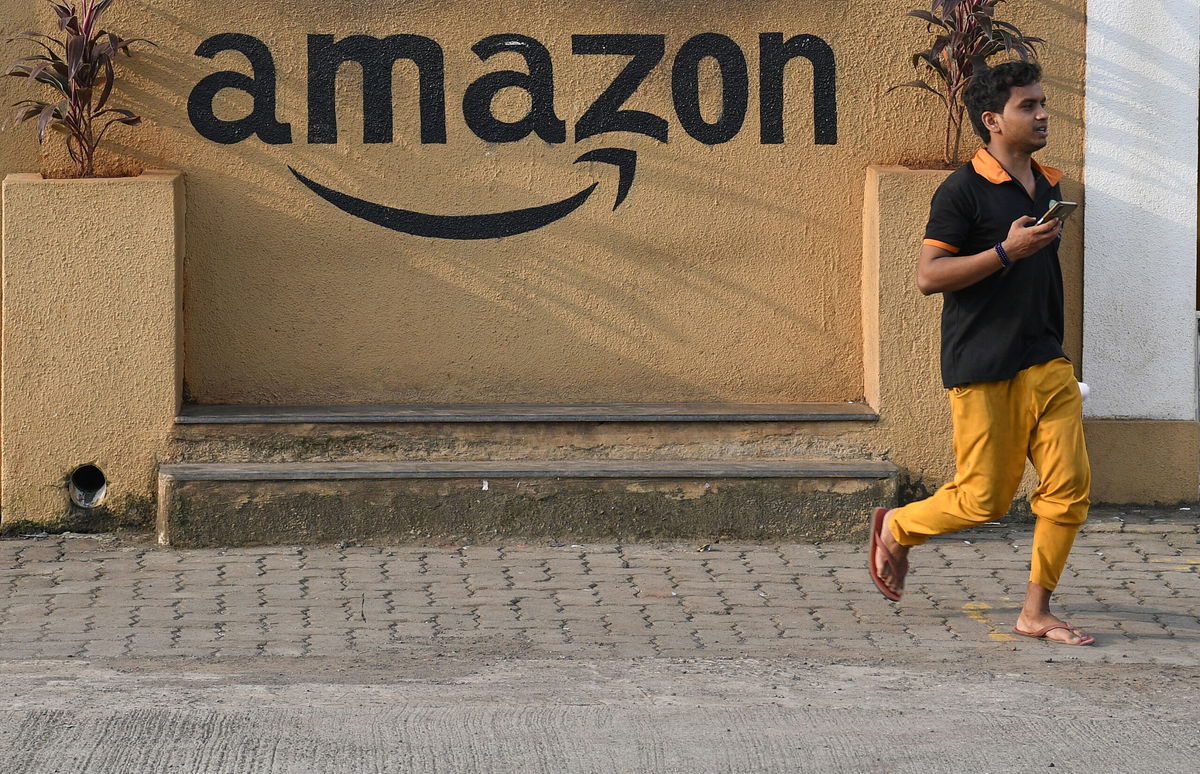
987, 82, 1048, 151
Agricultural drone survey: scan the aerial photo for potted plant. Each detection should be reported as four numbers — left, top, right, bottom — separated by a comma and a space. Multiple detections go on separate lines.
865, 1, 1044, 496
892, 0, 1043, 167
4, 0, 152, 177
1, 0, 182, 532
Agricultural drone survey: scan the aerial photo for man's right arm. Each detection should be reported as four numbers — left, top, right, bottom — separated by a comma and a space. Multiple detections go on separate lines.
916, 215, 1062, 295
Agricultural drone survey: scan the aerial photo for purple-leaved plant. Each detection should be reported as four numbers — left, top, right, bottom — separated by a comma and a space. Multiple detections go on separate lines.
893, 0, 1043, 166
4, 0, 152, 177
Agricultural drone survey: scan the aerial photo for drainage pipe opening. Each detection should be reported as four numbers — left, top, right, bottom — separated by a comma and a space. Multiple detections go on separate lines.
69, 465, 107, 508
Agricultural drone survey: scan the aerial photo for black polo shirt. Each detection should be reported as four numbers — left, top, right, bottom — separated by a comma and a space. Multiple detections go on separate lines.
922, 148, 1067, 389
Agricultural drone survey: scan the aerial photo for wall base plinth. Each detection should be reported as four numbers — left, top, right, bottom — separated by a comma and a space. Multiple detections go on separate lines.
1084, 419, 1200, 505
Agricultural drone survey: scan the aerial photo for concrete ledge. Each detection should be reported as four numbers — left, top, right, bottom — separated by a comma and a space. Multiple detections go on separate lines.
170, 414, 884, 470
160, 459, 897, 480
158, 459, 898, 547
177, 402, 879, 424
1084, 419, 1200, 505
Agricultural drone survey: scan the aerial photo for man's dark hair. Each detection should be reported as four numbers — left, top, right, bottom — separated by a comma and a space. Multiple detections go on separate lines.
964, 61, 1042, 143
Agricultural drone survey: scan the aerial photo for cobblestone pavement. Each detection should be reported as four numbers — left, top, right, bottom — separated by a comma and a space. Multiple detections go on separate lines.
1, 507, 1197, 666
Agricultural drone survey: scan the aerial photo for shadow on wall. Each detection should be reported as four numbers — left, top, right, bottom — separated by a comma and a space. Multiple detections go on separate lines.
80, 1, 1086, 407
93, 5, 871, 405
1079, 4, 1195, 196
1081, 2, 1198, 421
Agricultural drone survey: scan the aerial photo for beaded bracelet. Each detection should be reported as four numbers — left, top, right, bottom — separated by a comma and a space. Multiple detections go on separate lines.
994, 242, 1011, 268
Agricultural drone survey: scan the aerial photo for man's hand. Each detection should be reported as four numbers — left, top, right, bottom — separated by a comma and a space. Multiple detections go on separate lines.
916, 214, 1065, 294
1002, 215, 1062, 261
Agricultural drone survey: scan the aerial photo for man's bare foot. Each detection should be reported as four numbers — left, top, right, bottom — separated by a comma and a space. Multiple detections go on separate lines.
1014, 582, 1094, 645
1012, 613, 1094, 645
874, 509, 911, 595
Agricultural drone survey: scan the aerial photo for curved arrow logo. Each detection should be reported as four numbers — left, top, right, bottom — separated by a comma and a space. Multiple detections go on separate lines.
288, 148, 637, 240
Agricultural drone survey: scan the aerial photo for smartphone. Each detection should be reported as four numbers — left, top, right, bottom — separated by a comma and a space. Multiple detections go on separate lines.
1035, 199, 1078, 226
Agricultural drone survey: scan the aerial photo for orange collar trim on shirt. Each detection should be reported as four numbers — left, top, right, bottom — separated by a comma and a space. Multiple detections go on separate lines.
971, 148, 1063, 187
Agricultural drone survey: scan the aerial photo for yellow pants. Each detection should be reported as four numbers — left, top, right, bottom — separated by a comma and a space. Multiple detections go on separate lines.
890, 358, 1091, 591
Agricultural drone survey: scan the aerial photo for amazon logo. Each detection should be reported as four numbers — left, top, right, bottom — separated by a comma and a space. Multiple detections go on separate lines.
188, 32, 837, 239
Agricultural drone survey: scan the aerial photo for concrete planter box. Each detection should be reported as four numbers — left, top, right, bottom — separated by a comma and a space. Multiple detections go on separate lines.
861, 166, 955, 493
1, 170, 184, 530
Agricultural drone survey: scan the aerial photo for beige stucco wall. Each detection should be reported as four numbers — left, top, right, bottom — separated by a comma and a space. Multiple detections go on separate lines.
0, 0, 39, 477
0, 2, 38, 180
0, 0, 1088, 406
863, 166, 954, 487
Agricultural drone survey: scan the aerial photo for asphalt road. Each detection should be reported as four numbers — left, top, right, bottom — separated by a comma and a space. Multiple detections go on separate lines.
1, 655, 1195, 773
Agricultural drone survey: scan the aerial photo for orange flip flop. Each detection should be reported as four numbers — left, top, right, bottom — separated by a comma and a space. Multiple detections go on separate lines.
1011, 624, 1095, 646
868, 507, 906, 602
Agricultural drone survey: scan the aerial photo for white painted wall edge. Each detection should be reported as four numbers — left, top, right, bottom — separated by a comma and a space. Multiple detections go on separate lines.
1082, 0, 1199, 420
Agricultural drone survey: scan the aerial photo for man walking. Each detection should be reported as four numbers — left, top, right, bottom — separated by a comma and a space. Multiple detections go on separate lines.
869, 61, 1093, 646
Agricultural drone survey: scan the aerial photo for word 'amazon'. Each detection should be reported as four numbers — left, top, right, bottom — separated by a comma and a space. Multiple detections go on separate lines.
188, 32, 837, 146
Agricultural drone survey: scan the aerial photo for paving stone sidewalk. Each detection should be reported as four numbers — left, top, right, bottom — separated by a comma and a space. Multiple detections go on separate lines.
1, 506, 1197, 665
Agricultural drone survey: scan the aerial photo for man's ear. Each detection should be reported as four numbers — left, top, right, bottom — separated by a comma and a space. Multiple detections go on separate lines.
981, 110, 1002, 135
